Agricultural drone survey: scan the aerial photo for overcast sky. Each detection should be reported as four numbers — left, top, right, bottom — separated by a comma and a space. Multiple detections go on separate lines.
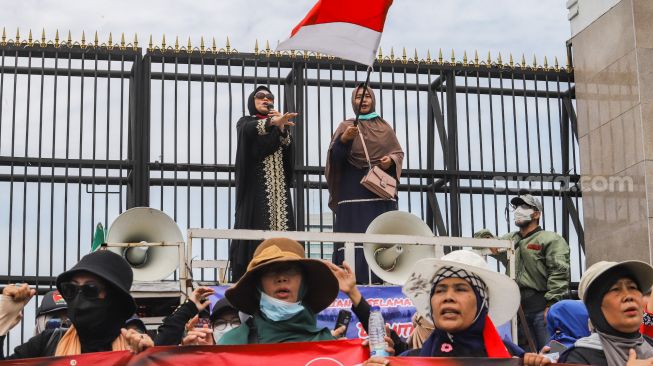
3, 0, 571, 64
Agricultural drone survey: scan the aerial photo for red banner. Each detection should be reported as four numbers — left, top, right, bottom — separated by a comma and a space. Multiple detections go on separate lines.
0, 342, 577, 366
0, 339, 367, 366
387, 357, 522, 365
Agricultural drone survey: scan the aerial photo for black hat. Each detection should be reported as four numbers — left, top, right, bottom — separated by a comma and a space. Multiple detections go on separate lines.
36, 290, 68, 316
125, 315, 147, 334
56, 250, 136, 319
210, 298, 237, 322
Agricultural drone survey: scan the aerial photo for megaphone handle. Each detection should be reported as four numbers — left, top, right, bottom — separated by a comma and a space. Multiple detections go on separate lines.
343, 241, 356, 278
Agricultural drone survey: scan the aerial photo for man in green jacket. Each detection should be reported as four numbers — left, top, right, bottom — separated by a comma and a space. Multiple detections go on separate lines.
475, 194, 570, 352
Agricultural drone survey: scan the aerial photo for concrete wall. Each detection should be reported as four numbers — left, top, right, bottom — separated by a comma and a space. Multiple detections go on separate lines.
571, 0, 653, 264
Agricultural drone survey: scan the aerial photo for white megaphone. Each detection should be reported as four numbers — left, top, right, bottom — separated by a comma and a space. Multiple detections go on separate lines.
364, 211, 444, 285
106, 207, 183, 282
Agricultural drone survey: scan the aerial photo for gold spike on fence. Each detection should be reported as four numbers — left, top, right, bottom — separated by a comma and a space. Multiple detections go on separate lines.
0, 26, 571, 72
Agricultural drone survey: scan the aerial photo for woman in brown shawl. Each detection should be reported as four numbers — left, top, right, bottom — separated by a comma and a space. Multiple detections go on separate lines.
325, 84, 404, 283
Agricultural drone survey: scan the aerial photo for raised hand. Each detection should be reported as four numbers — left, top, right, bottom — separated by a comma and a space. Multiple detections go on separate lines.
188, 286, 215, 311
121, 328, 154, 354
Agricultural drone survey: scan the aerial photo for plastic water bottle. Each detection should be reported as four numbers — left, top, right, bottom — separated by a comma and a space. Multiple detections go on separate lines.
368, 306, 389, 357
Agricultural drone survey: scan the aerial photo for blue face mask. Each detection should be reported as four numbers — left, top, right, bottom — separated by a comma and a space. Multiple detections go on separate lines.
259, 291, 304, 321
358, 112, 380, 120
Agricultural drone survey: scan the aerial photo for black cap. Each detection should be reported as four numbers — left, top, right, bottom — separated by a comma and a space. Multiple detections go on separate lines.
125, 315, 147, 334
56, 250, 136, 320
36, 290, 68, 316
209, 298, 237, 322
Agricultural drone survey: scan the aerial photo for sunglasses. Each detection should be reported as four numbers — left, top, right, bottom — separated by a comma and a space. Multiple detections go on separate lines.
59, 282, 105, 300
254, 91, 274, 101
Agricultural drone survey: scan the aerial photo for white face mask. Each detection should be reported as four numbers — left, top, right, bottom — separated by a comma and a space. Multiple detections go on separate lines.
212, 324, 236, 343
514, 206, 535, 227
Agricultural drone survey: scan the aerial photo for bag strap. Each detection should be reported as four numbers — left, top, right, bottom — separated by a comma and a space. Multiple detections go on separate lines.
44, 328, 66, 356
357, 128, 373, 170
246, 316, 258, 344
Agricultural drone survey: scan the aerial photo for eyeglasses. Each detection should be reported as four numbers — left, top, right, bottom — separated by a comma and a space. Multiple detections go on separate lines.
59, 282, 105, 301
213, 319, 240, 331
254, 91, 274, 101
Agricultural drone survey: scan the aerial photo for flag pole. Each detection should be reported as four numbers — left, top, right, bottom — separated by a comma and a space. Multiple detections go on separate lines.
352, 65, 373, 127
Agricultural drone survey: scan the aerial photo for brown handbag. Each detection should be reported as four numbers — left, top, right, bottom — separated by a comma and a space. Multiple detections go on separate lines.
358, 130, 397, 199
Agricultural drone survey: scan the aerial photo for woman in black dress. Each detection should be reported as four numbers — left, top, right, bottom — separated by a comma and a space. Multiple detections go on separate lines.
230, 86, 298, 282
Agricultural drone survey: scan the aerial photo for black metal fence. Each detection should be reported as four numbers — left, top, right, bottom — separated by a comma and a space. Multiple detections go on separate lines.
0, 33, 580, 348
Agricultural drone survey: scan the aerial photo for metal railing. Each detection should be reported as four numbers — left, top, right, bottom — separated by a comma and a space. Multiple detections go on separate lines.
0, 32, 580, 349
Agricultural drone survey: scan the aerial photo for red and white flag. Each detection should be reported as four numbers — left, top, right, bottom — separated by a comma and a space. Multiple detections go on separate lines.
276, 0, 394, 66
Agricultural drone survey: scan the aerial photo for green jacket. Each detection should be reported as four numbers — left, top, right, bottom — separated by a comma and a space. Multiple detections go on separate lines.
475, 227, 570, 304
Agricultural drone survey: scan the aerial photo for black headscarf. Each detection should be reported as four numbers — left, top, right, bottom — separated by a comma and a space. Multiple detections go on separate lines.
585, 267, 639, 338
247, 85, 273, 117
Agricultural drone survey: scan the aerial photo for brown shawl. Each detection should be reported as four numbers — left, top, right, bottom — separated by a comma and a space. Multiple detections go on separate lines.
325, 85, 404, 211
55, 325, 130, 356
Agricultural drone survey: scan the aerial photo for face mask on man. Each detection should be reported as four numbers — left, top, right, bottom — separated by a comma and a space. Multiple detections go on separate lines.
514, 206, 535, 228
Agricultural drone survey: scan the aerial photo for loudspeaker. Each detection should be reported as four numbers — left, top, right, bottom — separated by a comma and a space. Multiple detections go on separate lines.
364, 211, 443, 285
106, 207, 183, 282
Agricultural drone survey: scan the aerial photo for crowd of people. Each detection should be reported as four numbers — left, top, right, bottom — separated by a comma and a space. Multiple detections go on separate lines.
4, 239, 653, 365
2, 84, 653, 365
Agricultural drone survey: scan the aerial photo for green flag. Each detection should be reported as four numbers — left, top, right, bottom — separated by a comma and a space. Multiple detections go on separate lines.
91, 222, 106, 252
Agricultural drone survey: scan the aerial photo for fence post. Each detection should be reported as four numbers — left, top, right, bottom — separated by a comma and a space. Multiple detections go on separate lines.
445, 70, 461, 237
127, 53, 151, 208
285, 62, 305, 231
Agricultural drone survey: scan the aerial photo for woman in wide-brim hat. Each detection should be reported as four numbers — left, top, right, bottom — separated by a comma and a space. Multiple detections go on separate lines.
558, 260, 653, 366
219, 237, 339, 345
366, 250, 523, 365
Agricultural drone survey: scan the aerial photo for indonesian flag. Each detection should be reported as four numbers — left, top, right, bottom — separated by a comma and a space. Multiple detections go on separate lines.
276, 0, 394, 66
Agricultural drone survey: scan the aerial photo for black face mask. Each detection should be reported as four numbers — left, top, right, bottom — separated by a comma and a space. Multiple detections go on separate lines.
66, 292, 125, 352
67, 293, 111, 334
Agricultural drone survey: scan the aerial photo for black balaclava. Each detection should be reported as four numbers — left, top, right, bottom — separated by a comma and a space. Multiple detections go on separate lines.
247, 85, 274, 117
67, 284, 127, 352
585, 267, 641, 339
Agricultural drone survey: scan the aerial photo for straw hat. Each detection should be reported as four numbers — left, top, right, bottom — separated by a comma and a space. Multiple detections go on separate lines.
403, 250, 520, 326
225, 238, 339, 315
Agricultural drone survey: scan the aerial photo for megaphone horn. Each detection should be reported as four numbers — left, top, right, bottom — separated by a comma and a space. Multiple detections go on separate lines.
106, 207, 183, 282
364, 211, 444, 285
